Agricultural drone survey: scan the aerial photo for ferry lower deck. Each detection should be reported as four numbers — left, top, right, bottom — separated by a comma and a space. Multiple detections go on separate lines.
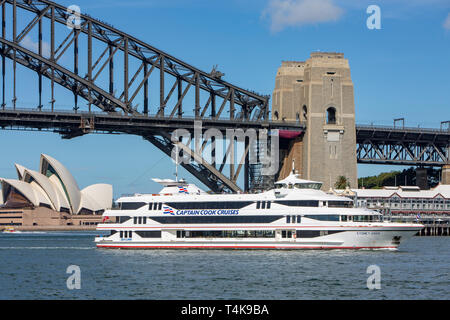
95, 223, 423, 250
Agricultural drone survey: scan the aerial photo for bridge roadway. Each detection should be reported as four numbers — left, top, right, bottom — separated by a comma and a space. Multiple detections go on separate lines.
0, 108, 448, 166
0, 108, 304, 137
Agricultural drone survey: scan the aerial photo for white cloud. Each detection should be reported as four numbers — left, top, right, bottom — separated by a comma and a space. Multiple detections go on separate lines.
443, 13, 450, 30
263, 0, 344, 33
20, 35, 51, 58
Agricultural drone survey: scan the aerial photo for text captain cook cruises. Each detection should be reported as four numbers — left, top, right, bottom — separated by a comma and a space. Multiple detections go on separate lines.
95, 170, 423, 250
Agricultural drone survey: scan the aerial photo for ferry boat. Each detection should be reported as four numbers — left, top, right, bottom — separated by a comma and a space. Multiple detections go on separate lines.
1, 226, 18, 233
95, 170, 423, 250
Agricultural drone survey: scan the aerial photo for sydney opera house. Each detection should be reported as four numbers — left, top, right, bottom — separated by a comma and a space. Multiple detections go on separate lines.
0, 154, 113, 229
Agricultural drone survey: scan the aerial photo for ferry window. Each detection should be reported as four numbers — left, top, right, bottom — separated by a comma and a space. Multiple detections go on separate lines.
120, 231, 123, 238
286, 216, 291, 223
282, 230, 287, 238
158, 203, 162, 210
275, 200, 319, 207
148, 203, 153, 210
176, 231, 186, 238
143, 217, 147, 224
267, 202, 271, 209
118, 216, 131, 223
341, 215, 347, 222
136, 231, 161, 238
166, 201, 253, 210
328, 201, 353, 208
294, 183, 322, 190
297, 230, 321, 238
138, 217, 142, 224
304, 215, 340, 221
287, 231, 292, 238
292, 216, 296, 223
149, 215, 282, 224
133, 217, 137, 224
256, 201, 261, 209
153, 203, 158, 210
121, 202, 146, 210
261, 201, 266, 209
181, 230, 275, 238
297, 216, 301, 223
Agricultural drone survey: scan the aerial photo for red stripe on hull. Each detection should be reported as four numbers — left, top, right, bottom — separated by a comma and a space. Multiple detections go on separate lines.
96, 244, 397, 249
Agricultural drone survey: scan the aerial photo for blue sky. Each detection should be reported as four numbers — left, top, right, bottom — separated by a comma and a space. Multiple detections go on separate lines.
0, 0, 449, 197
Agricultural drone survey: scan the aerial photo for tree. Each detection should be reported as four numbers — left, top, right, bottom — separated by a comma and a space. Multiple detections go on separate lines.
334, 176, 349, 189
357, 167, 441, 189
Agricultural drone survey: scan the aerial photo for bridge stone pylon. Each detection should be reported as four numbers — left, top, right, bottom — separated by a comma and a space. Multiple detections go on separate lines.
272, 52, 358, 190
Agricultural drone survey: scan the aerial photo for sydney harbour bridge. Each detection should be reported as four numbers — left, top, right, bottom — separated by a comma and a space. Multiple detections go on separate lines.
0, 0, 448, 193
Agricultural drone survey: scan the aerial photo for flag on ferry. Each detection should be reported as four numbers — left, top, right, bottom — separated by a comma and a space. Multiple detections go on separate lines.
416, 213, 421, 221
178, 186, 188, 194
163, 206, 174, 215
102, 216, 110, 222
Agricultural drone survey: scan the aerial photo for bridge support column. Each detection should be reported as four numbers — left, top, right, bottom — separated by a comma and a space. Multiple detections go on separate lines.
416, 168, 428, 189
442, 165, 450, 185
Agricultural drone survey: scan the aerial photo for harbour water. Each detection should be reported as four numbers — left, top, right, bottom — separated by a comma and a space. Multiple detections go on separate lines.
0, 231, 448, 300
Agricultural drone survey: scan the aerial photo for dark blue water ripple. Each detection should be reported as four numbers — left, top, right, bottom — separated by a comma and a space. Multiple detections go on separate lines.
0, 232, 448, 299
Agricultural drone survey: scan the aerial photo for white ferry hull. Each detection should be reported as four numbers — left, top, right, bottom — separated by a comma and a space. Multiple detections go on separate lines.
95, 227, 420, 250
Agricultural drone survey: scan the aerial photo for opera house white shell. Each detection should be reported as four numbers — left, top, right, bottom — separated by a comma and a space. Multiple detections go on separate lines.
0, 154, 112, 215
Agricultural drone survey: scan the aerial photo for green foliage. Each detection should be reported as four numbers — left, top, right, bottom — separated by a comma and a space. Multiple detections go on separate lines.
334, 175, 349, 189
358, 167, 441, 189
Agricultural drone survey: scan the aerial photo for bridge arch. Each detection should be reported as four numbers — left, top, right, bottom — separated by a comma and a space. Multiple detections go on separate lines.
0, 0, 273, 193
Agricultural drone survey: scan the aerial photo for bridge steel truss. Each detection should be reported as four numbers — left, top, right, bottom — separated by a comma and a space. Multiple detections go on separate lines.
356, 126, 450, 167
0, 0, 273, 193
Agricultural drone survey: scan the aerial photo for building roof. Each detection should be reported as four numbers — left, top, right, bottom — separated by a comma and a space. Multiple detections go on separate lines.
40, 154, 82, 213
348, 184, 450, 199
0, 154, 113, 214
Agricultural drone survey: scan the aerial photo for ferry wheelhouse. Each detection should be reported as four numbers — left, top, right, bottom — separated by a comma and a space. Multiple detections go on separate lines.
95, 173, 423, 250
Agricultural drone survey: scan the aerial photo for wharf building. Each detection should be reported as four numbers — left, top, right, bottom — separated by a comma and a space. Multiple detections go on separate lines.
0, 154, 113, 229
331, 184, 450, 236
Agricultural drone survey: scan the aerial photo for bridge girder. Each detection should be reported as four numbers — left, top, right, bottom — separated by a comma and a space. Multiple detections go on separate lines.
356, 126, 450, 166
